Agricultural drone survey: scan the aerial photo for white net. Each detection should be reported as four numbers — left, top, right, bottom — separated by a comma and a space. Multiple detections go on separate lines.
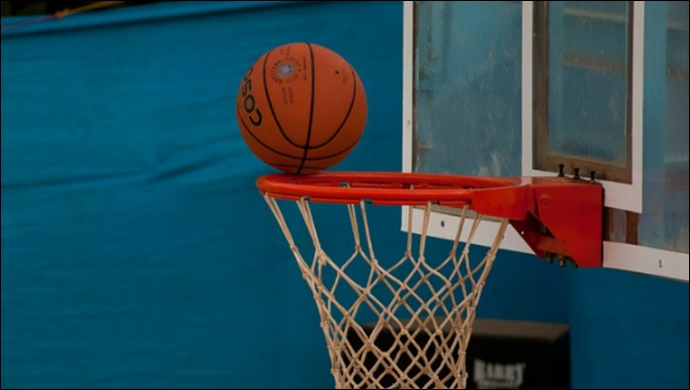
263, 194, 509, 389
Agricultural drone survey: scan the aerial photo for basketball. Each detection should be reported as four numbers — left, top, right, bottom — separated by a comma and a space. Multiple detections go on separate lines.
235, 42, 367, 174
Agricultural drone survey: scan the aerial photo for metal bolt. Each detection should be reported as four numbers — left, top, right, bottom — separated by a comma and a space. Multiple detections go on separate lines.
557, 255, 566, 267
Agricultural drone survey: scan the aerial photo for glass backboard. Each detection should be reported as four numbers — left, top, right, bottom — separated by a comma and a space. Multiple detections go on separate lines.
402, 1, 688, 282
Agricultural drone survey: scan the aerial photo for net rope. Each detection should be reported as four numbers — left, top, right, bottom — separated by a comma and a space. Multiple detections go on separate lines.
263, 193, 509, 389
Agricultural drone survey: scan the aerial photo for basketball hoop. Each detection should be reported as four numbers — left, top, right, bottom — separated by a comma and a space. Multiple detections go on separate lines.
257, 171, 602, 389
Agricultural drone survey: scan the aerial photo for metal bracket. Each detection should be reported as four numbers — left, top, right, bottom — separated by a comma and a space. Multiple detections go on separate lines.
473, 177, 603, 268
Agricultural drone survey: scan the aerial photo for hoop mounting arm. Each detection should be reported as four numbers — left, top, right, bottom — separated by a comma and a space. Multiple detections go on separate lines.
473, 177, 603, 268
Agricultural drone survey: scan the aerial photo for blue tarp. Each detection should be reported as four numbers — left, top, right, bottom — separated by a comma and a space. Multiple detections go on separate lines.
1, 2, 405, 388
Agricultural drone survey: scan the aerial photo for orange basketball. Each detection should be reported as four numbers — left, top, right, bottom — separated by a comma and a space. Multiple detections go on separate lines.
235, 42, 367, 174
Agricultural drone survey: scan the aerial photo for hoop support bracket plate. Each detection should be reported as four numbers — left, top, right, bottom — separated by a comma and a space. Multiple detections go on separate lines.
473, 177, 603, 268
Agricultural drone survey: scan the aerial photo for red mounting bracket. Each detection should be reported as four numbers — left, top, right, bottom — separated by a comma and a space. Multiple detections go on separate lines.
472, 177, 603, 268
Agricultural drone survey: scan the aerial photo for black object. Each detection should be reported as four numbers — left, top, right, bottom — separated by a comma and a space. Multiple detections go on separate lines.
344, 317, 570, 389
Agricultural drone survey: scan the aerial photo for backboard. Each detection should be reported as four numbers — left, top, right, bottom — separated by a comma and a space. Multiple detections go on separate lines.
402, 1, 688, 282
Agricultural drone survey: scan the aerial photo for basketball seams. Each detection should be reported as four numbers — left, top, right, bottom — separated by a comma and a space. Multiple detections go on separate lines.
308, 64, 360, 149
303, 141, 359, 160
236, 104, 306, 160
237, 101, 356, 162
270, 163, 332, 172
236, 57, 306, 159
261, 46, 303, 149
296, 42, 317, 174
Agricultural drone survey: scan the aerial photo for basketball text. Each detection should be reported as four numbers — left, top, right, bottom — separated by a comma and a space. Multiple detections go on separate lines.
240, 66, 263, 127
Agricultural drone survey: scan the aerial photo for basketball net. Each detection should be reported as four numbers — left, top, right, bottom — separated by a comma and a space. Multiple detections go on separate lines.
263, 194, 509, 389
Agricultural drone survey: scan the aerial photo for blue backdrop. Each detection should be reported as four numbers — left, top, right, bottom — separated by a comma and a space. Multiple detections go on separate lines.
1, 2, 687, 389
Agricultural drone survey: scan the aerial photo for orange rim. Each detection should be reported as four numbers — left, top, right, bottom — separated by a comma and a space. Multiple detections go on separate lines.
256, 172, 518, 206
